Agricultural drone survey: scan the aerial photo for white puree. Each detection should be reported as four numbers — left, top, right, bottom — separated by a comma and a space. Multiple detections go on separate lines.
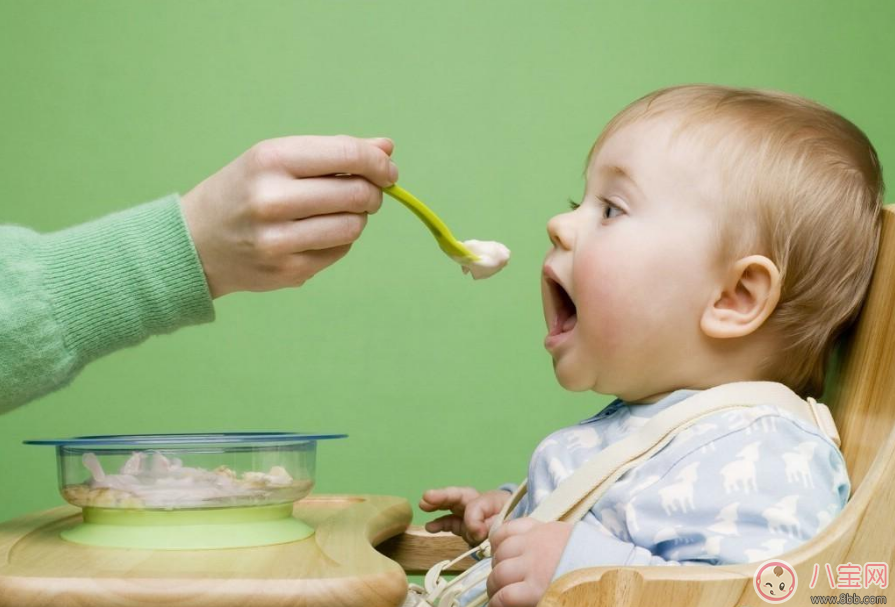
458, 240, 511, 280
64, 451, 303, 509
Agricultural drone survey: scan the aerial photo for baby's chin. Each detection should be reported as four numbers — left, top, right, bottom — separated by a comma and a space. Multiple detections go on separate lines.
551, 359, 599, 392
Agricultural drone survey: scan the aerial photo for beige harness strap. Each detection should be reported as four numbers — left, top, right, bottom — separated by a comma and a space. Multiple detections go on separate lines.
806, 396, 841, 448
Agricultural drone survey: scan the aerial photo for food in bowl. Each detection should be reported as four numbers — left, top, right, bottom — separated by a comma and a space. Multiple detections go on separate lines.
61, 450, 314, 509
25, 432, 345, 511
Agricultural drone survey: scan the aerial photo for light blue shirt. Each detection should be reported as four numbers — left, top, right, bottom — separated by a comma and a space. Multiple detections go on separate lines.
456, 387, 849, 605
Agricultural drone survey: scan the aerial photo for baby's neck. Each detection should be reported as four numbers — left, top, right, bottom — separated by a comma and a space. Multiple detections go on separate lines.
623, 390, 677, 405
619, 331, 782, 405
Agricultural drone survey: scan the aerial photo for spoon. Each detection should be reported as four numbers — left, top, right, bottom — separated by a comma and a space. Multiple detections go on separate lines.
382, 184, 480, 262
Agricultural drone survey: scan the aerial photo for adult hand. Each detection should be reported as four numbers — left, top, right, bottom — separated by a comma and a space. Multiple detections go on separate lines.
487, 517, 574, 607
420, 486, 512, 546
181, 135, 398, 298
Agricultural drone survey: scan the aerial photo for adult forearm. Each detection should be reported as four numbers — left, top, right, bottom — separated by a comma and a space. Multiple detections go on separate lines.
0, 195, 214, 413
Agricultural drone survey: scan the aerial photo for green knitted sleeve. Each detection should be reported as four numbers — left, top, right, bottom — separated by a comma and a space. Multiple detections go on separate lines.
0, 194, 215, 413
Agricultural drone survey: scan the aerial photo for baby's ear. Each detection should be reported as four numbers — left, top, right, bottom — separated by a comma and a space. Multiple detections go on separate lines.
700, 255, 782, 339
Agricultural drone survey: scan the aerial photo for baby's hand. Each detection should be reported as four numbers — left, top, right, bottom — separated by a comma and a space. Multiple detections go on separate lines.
486, 517, 574, 607
419, 486, 512, 546
181, 135, 398, 298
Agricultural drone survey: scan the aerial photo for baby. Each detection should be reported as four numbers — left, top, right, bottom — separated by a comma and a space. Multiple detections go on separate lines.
420, 84, 884, 607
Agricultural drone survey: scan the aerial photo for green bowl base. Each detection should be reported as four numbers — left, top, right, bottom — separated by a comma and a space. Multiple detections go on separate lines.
61, 503, 314, 550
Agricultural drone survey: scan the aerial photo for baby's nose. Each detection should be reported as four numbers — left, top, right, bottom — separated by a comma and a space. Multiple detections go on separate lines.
547, 213, 574, 250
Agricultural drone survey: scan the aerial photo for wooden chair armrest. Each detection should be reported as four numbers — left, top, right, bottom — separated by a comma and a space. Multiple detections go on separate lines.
539, 564, 752, 607
376, 525, 477, 575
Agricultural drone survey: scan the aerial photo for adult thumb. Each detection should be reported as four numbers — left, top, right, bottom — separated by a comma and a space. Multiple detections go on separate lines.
366, 137, 395, 156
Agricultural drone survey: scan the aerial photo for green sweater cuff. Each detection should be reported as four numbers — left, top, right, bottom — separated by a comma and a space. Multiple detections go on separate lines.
37, 194, 215, 364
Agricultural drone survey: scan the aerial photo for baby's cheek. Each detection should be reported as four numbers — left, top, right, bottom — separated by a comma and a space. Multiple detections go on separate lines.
575, 263, 630, 351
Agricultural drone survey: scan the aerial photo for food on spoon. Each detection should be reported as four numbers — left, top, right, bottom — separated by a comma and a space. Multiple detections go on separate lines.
457, 240, 511, 280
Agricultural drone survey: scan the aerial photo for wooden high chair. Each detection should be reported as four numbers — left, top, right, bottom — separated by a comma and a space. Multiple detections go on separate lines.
380, 205, 895, 606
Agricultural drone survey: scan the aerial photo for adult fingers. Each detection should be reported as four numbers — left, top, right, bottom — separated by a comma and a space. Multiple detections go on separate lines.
253, 135, 398, 187
366, 137, 395, 156
254, 176, 384, 221
279, 246, 353, 288
261, 213, 368, 255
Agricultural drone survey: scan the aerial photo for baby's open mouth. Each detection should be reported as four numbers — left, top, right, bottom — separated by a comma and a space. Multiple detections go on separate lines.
544, 272, 578, 340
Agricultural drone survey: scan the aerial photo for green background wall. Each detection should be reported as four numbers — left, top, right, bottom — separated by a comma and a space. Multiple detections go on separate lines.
0, 1, 892, 527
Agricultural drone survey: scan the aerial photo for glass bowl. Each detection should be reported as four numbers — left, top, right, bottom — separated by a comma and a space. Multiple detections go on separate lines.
24, 432, 346, 550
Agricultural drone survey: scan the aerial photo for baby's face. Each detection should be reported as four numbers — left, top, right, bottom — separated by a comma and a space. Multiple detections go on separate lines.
541, 115, 725, 401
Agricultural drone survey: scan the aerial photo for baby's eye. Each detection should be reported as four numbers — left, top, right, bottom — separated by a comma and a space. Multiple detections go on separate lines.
567, 197, 581, 211
600, 198, 623, 220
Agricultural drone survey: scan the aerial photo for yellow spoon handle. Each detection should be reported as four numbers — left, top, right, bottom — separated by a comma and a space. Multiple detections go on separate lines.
382, 184, 479, 261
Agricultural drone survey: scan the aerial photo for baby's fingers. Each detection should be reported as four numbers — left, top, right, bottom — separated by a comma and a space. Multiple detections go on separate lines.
463, 501, 492, 542
424, 514, 465, 537
483, 513, 503, 533
419, 486, 480, 513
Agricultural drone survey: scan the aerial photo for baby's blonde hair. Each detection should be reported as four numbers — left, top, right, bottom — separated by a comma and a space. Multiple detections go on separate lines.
590, 84, 884, 398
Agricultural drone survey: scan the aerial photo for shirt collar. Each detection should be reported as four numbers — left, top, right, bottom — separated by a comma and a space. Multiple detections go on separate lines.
579, 389, 702, 424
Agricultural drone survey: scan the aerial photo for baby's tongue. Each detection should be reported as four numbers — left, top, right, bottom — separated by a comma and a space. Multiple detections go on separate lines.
562, 313, 577, 333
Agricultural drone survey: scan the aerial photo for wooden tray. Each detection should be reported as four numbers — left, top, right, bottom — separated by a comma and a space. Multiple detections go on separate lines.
0, 494, 412, 607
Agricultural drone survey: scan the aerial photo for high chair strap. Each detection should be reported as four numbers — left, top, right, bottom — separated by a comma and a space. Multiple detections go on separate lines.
806, 397, 841, 448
